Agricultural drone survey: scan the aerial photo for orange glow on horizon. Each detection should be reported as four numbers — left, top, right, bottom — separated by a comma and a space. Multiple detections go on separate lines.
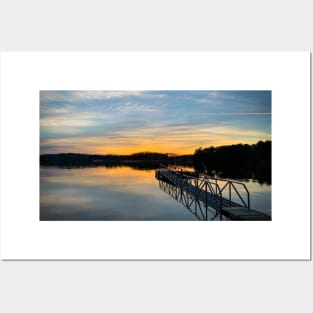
40, 90, 272, 156
41, 129, 271, 156
91, 137, 271, 156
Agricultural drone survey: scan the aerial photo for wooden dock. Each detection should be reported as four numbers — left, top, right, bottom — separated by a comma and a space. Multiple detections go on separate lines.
221, 207, 271, 221
156, 166, 271, 221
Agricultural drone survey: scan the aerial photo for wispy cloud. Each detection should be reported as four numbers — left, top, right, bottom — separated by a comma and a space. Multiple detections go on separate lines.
40, 121, 271, 155
40, 90, 144, 102
40, 90, 271, 154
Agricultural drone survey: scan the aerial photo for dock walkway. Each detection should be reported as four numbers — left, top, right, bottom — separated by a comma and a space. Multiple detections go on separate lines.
156, 166, 270, 221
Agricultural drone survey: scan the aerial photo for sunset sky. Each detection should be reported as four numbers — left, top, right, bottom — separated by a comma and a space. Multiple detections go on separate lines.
40, 90, 271, 155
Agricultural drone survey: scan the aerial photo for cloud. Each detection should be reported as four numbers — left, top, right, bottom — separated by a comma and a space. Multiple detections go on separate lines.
40, 90, 272, 154
40, 90, 144, 103
40, 120, 271, 155
208, 91, 218, 97
41, 119, 94, 127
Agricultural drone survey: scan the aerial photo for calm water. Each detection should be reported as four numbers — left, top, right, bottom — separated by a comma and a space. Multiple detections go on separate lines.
40, 166, 271, 221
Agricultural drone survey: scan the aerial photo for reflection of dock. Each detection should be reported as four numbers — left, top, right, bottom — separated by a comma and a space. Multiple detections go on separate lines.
155, 166, 271, 221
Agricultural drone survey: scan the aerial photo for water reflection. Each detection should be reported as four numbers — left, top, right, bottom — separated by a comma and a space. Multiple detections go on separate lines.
158, 179, 229, 221
41, 162, 271, 185
40, 166, 271, 221
40, 166, 198, 221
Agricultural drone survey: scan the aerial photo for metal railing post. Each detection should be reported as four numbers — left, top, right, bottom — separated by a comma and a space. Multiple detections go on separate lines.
247, 192, 250, 210
215, 178, 217, 195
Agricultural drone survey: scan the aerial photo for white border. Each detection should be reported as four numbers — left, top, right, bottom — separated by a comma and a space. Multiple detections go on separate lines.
0, 52, 310, 260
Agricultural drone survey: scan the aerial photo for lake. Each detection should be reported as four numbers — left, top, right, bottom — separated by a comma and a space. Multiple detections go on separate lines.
40, 166, 271, 221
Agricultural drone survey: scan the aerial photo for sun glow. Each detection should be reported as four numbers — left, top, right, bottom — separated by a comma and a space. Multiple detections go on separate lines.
40, 90, 271, 155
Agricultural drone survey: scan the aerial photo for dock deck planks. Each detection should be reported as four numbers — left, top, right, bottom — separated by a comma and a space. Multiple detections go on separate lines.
156, 168, 271, 221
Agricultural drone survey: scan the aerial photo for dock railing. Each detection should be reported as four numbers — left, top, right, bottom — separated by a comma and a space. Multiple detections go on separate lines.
157, 165, 250, 210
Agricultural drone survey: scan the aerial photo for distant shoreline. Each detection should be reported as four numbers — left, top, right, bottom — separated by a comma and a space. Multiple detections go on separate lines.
40, 141, 271, 184
40, 152, 194, 169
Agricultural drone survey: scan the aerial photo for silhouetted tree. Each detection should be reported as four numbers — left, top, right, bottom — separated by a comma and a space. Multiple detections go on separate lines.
194, 141, 271, 184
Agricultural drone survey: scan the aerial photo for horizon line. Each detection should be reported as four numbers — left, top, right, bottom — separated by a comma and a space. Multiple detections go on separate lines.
40, 140, 272, 156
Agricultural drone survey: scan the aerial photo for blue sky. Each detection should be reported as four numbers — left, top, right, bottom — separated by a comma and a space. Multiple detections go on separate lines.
40, 90, 271, 155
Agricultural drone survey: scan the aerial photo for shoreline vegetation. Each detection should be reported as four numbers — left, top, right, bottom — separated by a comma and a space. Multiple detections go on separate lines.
40, 141, 271, 184
40, 151, 194, 169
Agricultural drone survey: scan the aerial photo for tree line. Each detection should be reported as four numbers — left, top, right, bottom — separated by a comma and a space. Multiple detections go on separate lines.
40, 141, 271, 184
193, 140, 271, 184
